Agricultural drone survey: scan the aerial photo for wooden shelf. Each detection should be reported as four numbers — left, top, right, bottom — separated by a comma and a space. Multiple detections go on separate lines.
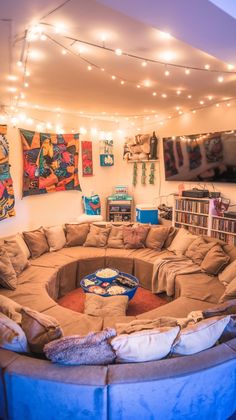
212, 215, 236, 222
175, 209, 208, 216
175, 222, 208, 230
126, 159, 159, 163
109, 212, 131, 214
211, 229, 236, 236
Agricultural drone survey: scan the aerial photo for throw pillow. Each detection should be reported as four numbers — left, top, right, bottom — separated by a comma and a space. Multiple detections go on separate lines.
218, 259, 236, 285
44, 328, 116, 365
0, 295, 22, 324
200, 244, 230, 275
115, 317, 188, 335
163, 226, 177, 248
123, 225, 150, 249
0, 248, 17, 290
172, 315, 230, 355
3, 240, 29, 275
107, 225, 124, 249
185, 236, 216, 265
44, 225, 66, 251
145, 226, 171, 250
21, 307, 63, 353
219, 278, 236, 303
167, 228, 197, 255
83, 225, 111, 247
0, 313, 29, 353
65, 223, 90, 246
84, 294, 128, 317
23, 228, 49, 259
111, 326, 180, 363
203, 299, 236, 318
8, 233, 31, 259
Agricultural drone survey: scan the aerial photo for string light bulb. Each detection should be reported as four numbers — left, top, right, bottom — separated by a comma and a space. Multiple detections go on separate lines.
218, 76, 224, 83
204, 64, 210, 70
141, 61, 147, 67
17, 61, 23, 67
115, 48, 122, 56
87, 65, 92, 71
111, 75, 116, 80
176, 90, 181, 95
185, 69, 190, 75
164, 69, 170, 76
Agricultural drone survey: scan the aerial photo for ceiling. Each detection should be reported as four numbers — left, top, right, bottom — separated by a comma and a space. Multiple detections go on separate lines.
1, 0, 236, 124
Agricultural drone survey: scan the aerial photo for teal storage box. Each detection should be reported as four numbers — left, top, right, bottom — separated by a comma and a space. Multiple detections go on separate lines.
136, 204, 159, 224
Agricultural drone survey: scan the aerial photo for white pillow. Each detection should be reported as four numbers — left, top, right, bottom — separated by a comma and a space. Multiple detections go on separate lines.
44, 225, 66, 252
167, 228, 197, 255
218, 259, 236, 285
111, 326, 180, 363
0, 313, 29, 353
172, 315, 230, 355
76, 214, 103, 224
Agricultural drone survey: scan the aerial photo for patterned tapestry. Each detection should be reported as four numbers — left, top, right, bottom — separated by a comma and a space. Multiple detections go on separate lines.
0, 125, 15, 221
81, 141, 93, 176
20, 129, 81, 197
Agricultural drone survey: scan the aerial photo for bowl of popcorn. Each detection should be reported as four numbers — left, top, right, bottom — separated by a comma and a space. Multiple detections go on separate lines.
95, 268, 119, 283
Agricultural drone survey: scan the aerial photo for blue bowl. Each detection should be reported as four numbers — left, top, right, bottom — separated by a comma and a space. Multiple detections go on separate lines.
95, 268, 119, 283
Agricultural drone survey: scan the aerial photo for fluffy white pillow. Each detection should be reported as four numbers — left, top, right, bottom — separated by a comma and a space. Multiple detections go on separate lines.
111, 326, 180, 363
44, 225, 66, 252
0, 313, 29, 353
167, 228, 197, 255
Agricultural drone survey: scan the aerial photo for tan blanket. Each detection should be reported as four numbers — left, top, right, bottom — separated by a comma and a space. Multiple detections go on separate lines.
152, 256, 202, 296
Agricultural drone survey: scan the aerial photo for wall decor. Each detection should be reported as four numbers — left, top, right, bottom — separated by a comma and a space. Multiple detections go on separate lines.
123, 134, 153, 161
20, 129, 81, 197
132, 162, 137, 186
83, 194, 101, 215
149, 162, 155, 184
141, 162, 146, 185
99, 140, 114, 166
0, 125, 15, 220
81, 141, 93, 176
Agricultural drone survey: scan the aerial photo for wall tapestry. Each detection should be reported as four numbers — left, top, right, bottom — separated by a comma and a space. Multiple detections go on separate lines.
83, 194, 101, 215
0, 125, 15, 221
81, 141, 93, 176
20, 129, 81, 197
99, 140, 114, 166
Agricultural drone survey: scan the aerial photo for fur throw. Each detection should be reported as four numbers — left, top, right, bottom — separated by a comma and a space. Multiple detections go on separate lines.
44, 328, 116, 365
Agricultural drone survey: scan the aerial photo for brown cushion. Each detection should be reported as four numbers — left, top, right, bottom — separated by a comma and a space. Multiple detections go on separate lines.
218, 259, 236, 285
107, 225, 124, 249
123, 225, 150, 249
0, 295, 22, 324
163, 226, 177, 248
3, 240, 30, 275
44, 328, 116, 365
200, 244, 230, 275
84, 294, 128, 317
0, 248, 17, 290
219, 278, 236, 303
167, 228, 197, 255
185, 236, 216, 265
83, 225, 111, 247
0, 313, 29, 353
23, 228, 49, 259
44, 225, 66, 251
21, 307, 63, 353
202, 299, 236, 318
145, 226, 171, 250
65, 223, 90, 246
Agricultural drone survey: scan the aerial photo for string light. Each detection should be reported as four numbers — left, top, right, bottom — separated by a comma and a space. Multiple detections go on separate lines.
218, 76, 224, 83
185, 69, 190, 75
115, 48, 122, 56
164, 69, 170, 76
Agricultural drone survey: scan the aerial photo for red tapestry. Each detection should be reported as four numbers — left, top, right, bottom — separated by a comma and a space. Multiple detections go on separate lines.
81, 141, 93, 176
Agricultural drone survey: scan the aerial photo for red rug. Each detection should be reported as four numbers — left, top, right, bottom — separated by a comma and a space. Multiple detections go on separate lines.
58, 287, 167, 316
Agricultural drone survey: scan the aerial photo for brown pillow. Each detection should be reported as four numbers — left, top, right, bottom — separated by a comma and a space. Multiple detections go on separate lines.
107, 225, 124, 249
23, 228, 49, 259
0, 248, 17, 290
65, 223, 89, 246
21, 307, 63, 353
84, 293, 128, 317
83, 225, 111, 247
3, 240, 29, 275
185, 236, 216, 265
145, 226, 170, 250
219, 278, 236, 303
200, 244, 230, 275
163, 226, 177, 248
123, 225, 150, 249
203, 299, 236, 318
0, 295, 22, 324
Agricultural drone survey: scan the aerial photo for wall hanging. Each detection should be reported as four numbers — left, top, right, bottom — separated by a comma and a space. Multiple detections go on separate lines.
0, 125, 15, 221
99, 140, 114, 166
141, 162, 146, 185
83, 194, 101, 215
149, 162, 155, 184
20, 129, 81, 197
81, 141, 93, 176
132, 162, 137, 186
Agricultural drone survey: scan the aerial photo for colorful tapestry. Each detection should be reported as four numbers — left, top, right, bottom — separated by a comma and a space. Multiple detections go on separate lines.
81, 141, 93, 176
20, 129, 81, 197
0, 125, 15, 221
186, 138, 202, 170
176, 138, 184, 167
83, 194, 101, 215
204, 135, 223, 163
163, 138, 178, 178
99, 140, 114, 166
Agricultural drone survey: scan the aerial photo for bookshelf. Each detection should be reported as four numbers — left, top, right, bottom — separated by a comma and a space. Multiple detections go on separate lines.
211, 215, 236, 245
106, 197, 133, 222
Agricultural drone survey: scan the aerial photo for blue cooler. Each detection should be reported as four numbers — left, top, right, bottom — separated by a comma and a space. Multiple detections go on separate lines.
136, 204, 159, 224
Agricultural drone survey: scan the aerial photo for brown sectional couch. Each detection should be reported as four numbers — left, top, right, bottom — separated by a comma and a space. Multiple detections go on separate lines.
1, 231, 236, 419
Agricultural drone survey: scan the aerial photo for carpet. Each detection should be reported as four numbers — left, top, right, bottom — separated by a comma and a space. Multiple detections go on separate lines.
58, 287, 167, 316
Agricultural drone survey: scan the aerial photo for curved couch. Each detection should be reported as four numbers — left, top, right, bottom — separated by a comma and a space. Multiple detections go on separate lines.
1, 236, 236, 419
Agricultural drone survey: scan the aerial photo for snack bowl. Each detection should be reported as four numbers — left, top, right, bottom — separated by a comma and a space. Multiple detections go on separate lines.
95, 268, 119, 283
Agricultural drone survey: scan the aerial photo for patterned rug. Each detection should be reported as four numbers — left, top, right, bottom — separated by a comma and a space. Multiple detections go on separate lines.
58, 287, 167, 316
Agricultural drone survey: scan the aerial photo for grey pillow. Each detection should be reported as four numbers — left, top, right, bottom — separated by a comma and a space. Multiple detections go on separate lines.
0, 295, 22, 324
3, 240, 29, 275
0, 247, 17, 290
23, 228, 49, 259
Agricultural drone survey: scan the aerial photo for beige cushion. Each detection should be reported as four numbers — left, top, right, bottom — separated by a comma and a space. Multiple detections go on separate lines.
107, 225, 124, 249
200, 244, 230, 275
203, 299, 236, 318
83, 225, 110, 247
84, 294, 128, 317
163, 226, 177, 248
0, 248, 17, 290
0, 295, 22, 324
172, 315, 230, 355
65, 223, 89, 246
21, 307, 63, 353
123, 225, 150, 249
219, 278, 236, 302
145, 226, 170, 250
23, 228, 49, 259
167, 228, 197, 255
44, 225, 66, 251
111, 326, 179, 363
185, 236, 216, 265
11, 233, 30, 259
3, 240, 29, 275
0, 313, 29, 353
218, 259, 236, 285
